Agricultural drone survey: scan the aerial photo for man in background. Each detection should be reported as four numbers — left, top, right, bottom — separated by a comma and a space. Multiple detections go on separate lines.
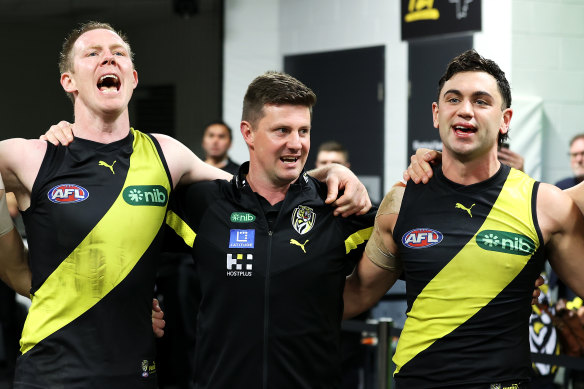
556, 133, 584, 190
315, 140, 351, 169
201, 120, 240, 175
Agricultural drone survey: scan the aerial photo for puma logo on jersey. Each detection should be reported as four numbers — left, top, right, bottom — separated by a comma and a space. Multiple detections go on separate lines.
455, 202, 475, 217
99, 160, 116, 174
290, 239, 309, 253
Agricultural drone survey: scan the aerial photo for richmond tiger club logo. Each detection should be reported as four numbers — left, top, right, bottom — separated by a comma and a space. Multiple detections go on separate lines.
291, 205, 315, 235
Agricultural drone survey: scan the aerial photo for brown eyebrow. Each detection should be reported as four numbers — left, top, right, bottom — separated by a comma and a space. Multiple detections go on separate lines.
443, 89, 494, 100
85, 43, 127, 52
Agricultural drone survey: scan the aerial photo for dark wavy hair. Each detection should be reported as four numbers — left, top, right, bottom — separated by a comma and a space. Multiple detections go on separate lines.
437, 50, 511, 145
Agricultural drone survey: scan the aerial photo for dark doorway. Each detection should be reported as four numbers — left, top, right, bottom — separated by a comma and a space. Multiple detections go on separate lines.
284, 46, 385, 204
407, 35, 473, 162
131, 85, 176, 137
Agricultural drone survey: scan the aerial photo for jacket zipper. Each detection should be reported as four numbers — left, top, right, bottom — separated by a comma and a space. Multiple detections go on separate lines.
263, 229, 273, 389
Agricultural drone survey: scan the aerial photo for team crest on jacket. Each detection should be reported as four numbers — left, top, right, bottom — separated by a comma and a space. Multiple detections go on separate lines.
292, 205, 315, 235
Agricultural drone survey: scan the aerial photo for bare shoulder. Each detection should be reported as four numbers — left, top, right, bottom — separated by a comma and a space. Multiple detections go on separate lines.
149, 134, 192, 180
537, 182, 570, 208
0, 138, 47, 195
0, 138, 47, 171
378, 182, 406, 217
150, 133, 185, 153
0, 137, 46, 152
565, 180, 584, 214
150, 133, 176, 144
537, 182, 580, 241
149, 133, 230, 187
150, 133, 194, 161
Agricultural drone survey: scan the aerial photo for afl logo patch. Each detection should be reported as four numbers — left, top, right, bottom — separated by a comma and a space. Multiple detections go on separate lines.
402, 228, 443, 249
47, 184, 89, 204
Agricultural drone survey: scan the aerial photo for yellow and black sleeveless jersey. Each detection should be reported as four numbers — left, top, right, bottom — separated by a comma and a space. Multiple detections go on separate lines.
165, 162, 375, 389
15, 129, 171, 389
392, 164, 545, 388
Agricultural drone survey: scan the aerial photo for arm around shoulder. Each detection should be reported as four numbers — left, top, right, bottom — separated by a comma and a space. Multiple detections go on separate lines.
151, 134, 232, 189
307, 163, 372, 217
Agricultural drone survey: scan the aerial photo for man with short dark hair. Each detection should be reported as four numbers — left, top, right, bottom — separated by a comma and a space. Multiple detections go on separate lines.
201, 120, 240, 175
316, 140, 351, 168
167, 71, 376, 388
344, 50, 584, 388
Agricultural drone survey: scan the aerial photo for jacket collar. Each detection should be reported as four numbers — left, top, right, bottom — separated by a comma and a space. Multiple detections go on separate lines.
233, 161, 310, 191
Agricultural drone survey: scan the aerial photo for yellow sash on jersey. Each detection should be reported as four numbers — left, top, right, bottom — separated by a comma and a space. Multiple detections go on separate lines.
21, 129, 171, 354
393, 169, 540, 373
345, 227, 373, 254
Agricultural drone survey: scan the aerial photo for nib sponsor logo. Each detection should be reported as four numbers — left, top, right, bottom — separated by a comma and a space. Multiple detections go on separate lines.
230, 212, 256, 223
477, 230, 535, 256
123, 185, 168, 207
402, 228, 443, 249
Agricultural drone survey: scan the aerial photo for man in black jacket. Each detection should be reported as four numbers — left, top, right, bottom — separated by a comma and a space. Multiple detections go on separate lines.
166, 71, 376, 389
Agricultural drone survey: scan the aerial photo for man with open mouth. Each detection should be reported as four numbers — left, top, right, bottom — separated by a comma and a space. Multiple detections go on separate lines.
0, 21, 370, 388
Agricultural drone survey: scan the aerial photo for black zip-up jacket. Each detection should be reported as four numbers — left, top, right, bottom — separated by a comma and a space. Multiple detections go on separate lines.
166, 162, 376, 389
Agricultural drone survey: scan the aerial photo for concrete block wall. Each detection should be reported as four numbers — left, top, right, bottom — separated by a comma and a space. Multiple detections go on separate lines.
512, 0, 584, 183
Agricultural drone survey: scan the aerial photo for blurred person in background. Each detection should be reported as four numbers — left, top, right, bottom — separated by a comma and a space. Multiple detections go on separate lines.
315, 140, 351, 169
201, 120, 240, 175
556, 134, 584, 190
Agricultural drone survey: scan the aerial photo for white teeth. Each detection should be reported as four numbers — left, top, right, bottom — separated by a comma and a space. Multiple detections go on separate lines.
100, 74, 118, 82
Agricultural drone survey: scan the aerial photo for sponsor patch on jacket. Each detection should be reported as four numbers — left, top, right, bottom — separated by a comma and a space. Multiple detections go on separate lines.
230, 212, 256, 223
476, 230, 535, 256
402, 228, 443, 249
47, 184, 89, 204
291, 205, 315, 235
226, 253, 253, 276
123, 185, 168, 206
229, 229, 255, 248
